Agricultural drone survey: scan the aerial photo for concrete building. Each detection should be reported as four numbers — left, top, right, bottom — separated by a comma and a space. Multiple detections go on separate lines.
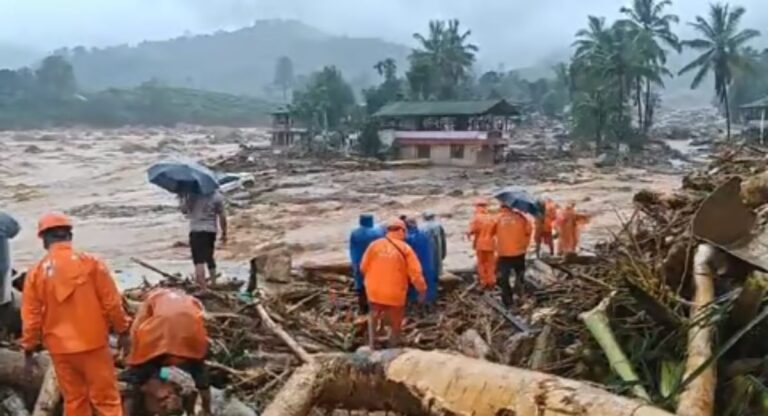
270, 106, 309, 148
373, 100, 520, 167
741, 96, 768, 142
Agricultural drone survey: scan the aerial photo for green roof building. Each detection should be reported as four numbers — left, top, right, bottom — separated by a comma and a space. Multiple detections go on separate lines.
373, 99, 521, 167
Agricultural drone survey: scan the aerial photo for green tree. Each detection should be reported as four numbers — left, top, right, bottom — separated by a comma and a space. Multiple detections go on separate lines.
408, 19, 478, 100
679, 3, 761, 139
273, 56, 295, 102
292, 66, 355, 131
35, 55, 77, 99
620, 0, 680, 132
358, 121, 382, 158
572, 17, 653, 149
364, 58, 403, 115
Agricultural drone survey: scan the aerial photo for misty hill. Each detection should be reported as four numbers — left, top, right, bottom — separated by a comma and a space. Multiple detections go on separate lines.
59, 20, 411, 99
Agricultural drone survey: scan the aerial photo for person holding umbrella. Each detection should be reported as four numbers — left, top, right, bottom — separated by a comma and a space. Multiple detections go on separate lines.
493, 189, 535, 308
148, 160, 228, 289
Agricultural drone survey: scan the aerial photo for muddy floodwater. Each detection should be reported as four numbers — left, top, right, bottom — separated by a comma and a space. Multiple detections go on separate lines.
1, 128, 683, 287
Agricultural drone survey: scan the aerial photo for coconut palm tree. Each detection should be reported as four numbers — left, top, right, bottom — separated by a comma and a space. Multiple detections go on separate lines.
679, 3, 761, 139
409, 19, 478, 99
620, 0, 680, 131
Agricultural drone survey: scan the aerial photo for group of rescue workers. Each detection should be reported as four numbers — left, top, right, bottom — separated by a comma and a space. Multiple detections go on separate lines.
349, 198, 588, 349
21, 213, 212, 416
7, 192, 587, 416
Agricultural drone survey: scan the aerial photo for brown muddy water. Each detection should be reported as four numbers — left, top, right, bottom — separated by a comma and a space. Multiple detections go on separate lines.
1, 128, 682, 288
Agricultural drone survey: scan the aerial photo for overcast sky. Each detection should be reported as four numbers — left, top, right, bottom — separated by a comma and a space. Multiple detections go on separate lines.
2, 0, 766, 67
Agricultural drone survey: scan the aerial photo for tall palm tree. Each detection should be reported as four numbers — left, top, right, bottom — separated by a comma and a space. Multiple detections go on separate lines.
620, 0, 680, 132
410, 19, 478, 99
679, 3, 761, 139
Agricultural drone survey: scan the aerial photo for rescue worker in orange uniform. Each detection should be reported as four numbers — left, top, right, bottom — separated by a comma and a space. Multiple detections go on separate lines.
22, 213, 130, 416
467, 199, 497, 288
555, 202, 590, 256
360, 219, 426, 349
121, 288, 210, 416
493, 205, 533, 307
534, 199, 558, 258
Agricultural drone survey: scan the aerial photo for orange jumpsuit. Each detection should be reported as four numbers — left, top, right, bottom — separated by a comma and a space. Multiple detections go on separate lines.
127, 288, 208, 366
361, 229, 426, 334
535, 200, 558, 255
555, 204, 590, 255
22, 242, 129, 416
468, 206, 497, 287
494, 207, 533, 306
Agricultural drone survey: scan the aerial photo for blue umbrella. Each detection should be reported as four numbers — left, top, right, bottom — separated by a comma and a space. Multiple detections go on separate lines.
494, 188, 542, 217
0, 212, 19, 239
147, 159, 219, 195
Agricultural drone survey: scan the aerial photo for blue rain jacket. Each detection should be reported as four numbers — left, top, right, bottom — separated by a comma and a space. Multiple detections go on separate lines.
348, 214, 384, 292
406, 224, 437, 304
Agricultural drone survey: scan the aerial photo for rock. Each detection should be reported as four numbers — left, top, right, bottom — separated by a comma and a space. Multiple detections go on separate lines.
741, 172, 768, 208
253, 245, 292, 283
23, 145, 43, 154
458, 329, 492, 360
447, 189, 464, 197
594, 153, 617, 168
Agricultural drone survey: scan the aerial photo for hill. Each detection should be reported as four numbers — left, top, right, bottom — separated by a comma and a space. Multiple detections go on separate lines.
57, 20, 411, 99
0, 84, 274, 129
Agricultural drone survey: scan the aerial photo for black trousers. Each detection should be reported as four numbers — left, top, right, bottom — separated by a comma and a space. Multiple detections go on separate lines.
497, 255, 526, 307
189, 231, 217, 271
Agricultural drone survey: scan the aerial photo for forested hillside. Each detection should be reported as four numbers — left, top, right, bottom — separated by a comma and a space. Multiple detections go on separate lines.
54, 19, 410, 99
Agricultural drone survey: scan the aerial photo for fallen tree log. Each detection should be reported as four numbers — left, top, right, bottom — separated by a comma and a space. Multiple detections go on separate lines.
262, 349, 674, 416
31, 367, 60, 416
677, 244, 716, 416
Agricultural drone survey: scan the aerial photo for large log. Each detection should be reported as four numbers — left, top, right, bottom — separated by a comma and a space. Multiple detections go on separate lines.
263, 349, 674, 416
31, 367, 60, 416
677, 244, 716, 416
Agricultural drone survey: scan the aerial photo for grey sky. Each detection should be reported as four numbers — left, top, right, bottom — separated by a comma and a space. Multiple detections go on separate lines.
2, 0, 766, 67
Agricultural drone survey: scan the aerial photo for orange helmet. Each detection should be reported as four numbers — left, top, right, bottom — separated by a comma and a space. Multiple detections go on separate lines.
37, 212, 72, 236
386, 218, 406, 231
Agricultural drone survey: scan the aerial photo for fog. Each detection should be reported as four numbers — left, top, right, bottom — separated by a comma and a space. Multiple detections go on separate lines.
2, 0, 767, 67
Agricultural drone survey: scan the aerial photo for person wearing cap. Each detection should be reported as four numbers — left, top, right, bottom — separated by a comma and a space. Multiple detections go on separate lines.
0, 211, 21, 334
467, 199, 497, 288
493, 204, 533, 307
360, 219, 426, 349
420, 212, 447, 284
348, 214, 384, 314
121, 288, 210, 416
21, 213, 130, 416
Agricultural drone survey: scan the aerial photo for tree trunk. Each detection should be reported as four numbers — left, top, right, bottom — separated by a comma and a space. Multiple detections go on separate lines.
636, 77, 643, 130
724, 86, 732, 140
677, 244, 716, 416
263, 349, 674, 416
644, 78, 653, 132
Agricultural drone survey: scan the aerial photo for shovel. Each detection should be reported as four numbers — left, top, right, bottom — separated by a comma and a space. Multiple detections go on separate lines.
692, 177, 768, 271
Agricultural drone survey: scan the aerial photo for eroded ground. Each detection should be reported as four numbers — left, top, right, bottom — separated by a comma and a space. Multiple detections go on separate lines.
1, 128, 683, 286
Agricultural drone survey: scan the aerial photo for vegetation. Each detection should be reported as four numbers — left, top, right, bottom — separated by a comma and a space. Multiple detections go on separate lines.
679, 3, 761, 139
56, 19, 410, 100
292, 66, 356, 131
407, 20, 478, 100
619, 0, 681, 133
0, 57, 272, 129
363, 58, 404, 115
730, 48, 768, 116
273, 56, 295, 102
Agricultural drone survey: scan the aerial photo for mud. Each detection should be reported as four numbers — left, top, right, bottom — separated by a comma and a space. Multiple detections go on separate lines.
2, 127, 683, 286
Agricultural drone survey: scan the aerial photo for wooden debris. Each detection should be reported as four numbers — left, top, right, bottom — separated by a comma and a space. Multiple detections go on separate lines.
31, 367, 60, 416
677, 244, 716, 416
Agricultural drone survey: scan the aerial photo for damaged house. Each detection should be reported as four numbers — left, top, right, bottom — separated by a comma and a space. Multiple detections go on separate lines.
373, 99, 521, 167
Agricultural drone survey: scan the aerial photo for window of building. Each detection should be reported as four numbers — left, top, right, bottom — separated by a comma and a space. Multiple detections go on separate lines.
417, 145, 431, 159
450, 144, 465, 159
